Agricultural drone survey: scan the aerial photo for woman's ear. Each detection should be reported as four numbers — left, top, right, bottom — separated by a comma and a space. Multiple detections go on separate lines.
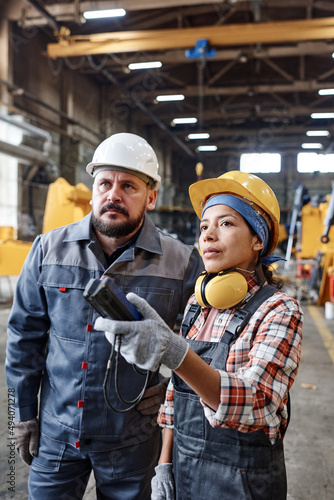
252, 235, 264, 252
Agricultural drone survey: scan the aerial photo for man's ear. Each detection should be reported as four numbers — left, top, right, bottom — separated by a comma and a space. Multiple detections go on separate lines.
146, 189, 157, 211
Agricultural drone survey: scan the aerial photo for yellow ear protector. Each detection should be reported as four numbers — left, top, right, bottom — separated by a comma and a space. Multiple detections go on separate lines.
195, 268, 248, 309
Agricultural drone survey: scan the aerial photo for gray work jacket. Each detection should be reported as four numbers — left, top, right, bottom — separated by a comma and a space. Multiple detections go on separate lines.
6, 213, 203, 451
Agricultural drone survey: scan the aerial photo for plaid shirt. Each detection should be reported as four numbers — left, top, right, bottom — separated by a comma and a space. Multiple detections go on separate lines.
158, 276, 303, 443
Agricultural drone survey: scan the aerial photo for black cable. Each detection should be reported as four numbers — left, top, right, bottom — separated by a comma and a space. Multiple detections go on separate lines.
103, 334, 150, 413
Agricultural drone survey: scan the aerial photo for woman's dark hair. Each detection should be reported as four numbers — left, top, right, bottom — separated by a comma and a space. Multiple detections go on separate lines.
246, 220, 284, 290
262, 265, 284, 290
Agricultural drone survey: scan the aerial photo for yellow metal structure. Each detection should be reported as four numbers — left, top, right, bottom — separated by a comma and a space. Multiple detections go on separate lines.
0, 178, 92, 276
42, 177, 92, 233
296, 195, 334, 260
288, 192, 334, 306
0, 227, 34, 276
47, 17, 334, 59
278, 224, 288, 245
317, 252, 334, 306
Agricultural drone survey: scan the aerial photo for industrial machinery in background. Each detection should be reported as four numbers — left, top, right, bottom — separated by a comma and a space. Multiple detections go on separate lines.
283, 182, 334, 307
0, 178, 92, 294
42, 177, 92, 234
306, 182, 334, 307
150, 205, 198, 246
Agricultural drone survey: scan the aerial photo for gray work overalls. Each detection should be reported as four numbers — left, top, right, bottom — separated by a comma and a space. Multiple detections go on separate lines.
172, 287, 287, 500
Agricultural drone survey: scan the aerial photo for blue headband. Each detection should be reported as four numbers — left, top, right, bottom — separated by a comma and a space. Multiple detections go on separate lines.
201, 194, 270, 256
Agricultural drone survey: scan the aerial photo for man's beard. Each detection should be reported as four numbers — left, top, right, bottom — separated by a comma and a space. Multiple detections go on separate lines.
91, 202, 146, 238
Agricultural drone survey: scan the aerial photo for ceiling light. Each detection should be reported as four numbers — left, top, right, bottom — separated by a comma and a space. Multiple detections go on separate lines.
128, 61, 162, 70
318, 88, 334, 96
301, 143, 323, 149
156, 94, 185, 102
188, 133, 210, 140
311, 112, 334, 119
172, 117, 197, 125
197, 145, 217, 151
83, 9, 126, 19
306, 130, 330, 137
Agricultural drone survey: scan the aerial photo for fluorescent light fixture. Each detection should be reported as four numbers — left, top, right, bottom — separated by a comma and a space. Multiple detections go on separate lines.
156, 94, 185, 102
311, 112, 334, 119
83, 9, 126, 19
197, 145, 217, 151
172, 117, 197, 125
306, 130, 330, 137
318, 88, 334, 96
301, 143, 323, 149
188, 133, 210, 140
128, 61, 162, 70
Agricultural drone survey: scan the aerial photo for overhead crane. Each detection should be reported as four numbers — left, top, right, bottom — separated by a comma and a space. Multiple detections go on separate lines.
47, 17, 334, 59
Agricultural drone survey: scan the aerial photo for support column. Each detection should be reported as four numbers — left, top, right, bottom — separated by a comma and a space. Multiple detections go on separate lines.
59, 69, 77, 184
0, 19, 19, 231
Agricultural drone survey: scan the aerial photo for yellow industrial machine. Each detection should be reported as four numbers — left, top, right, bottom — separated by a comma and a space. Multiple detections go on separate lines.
42, 177, 92, 233
296, 196, 334, 260
288, 183, 334, 306
278, 224, 288, 247
0, 226, 34, 276
315, 251, 334, 306
0, 177, 92, 276
308, 184, 334, 306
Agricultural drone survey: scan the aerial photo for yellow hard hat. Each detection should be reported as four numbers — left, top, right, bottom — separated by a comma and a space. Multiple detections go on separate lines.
189, 170, 280, 255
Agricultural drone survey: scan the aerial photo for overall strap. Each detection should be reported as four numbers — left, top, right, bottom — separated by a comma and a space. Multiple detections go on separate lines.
222, 283, 291, 438
181, 303, 202, 338
221, 284, 278, 346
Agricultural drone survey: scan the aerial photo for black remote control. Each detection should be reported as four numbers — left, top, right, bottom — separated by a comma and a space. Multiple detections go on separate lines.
83, 277, 141, 321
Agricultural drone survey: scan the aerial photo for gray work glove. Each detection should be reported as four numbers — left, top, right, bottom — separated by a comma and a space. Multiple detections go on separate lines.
94, 293, 189, 372
136, 377, 169, 415
151, 463, 175, 500
14, 417, 39, 465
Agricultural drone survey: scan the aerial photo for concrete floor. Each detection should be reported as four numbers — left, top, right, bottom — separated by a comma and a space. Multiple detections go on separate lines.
0, 281, 333, 499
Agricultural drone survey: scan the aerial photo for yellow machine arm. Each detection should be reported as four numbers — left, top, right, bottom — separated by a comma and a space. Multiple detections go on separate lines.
42, 177, 92, 233
0, 178, 92, 276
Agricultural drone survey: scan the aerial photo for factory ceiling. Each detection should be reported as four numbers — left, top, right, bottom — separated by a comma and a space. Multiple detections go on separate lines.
5, 0, 334, 159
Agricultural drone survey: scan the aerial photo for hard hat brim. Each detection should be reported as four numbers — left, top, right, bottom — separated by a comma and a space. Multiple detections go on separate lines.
86, 162, 161, 189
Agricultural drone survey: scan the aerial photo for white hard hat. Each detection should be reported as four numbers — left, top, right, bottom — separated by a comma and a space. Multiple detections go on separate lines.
86, 132, 161, 190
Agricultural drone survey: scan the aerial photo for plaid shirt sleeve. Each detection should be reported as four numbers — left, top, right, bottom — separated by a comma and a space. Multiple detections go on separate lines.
157, 378, 175, 428
202, 292, 303, 442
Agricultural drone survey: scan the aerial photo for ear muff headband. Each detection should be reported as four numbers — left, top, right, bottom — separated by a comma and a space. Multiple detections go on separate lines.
200, 272, 216, 307
195, 270, 248, 309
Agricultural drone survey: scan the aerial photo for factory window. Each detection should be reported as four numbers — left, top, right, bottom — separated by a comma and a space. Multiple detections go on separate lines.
297, 153, 334, 173
240, 153, 281, 173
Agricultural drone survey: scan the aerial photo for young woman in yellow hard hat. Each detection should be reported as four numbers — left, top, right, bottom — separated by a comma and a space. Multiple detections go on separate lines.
95, 171, 303, 500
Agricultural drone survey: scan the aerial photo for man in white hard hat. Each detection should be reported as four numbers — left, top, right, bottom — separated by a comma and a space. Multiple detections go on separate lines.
6, 132, 203, 499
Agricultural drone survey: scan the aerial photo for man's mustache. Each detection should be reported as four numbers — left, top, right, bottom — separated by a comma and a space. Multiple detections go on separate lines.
100, 203, 129, 216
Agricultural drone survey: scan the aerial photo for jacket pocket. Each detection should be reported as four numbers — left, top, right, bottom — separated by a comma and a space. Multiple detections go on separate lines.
38, 265, 95, 342
31, 433, 66, 473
